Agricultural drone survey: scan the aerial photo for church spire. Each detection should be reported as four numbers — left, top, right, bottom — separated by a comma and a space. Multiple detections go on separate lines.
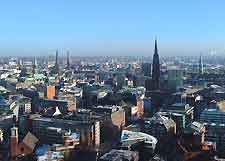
199, 53, 203, 75
66, 51, 70, 69
152, 38, 160, 90
55, 50, 59, 74
32, 56, 37, 75
154, 38, 158, 55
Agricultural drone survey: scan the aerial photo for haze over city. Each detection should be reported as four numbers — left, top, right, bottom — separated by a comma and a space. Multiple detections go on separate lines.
1, 1, 225, 161
0, 0, 225, 56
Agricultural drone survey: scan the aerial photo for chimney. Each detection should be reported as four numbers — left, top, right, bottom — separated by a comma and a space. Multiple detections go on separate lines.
10, 127, 18, 158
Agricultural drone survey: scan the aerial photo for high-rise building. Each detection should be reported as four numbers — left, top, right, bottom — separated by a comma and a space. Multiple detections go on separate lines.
152, 39, 160, 90
167, 66, 183, 91
137, 95, 144, 119
199, 54, 203, 75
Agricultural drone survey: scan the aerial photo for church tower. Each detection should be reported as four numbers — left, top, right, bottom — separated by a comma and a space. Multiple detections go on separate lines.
152, 39, 160, 90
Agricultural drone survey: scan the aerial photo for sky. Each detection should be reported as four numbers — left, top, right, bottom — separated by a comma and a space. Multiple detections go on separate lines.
0, 0, 225, 56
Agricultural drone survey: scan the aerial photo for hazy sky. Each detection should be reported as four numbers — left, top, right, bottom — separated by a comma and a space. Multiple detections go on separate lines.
0, 0, 225, 56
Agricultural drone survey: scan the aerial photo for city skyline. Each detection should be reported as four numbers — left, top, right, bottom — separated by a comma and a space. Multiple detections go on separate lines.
1, 1, 225, 160
0, 0, 225, 56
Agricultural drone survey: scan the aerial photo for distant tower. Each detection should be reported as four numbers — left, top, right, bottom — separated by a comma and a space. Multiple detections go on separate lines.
20, 58, 23, 66
18, 58, 23, 70
55, 50, 59, 74
152, 38, 160, 90
199, 54, 203, 75
32, 56, 37, 75
34, 56, 38, 67
66, 51, 70, 69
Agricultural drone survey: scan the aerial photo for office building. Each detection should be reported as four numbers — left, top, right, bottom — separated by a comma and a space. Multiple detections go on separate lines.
164, 103, 194, 129
200, 108, 225, 152
167, 66, 183, 91
143, 112, 176, 139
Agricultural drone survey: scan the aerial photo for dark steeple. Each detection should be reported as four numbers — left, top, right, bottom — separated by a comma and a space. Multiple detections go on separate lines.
55, 50, 59, 74
32, 56, 36, 75
152, 38, 160, 90
55, 50, 58, 66
66, 51, 70, 69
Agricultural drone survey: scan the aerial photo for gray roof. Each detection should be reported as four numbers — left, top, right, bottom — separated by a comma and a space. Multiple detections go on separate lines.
99, 149, 138, 161
145, 112, 176, 130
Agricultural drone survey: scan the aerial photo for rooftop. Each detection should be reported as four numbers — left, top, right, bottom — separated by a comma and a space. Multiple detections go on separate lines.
99, 149, 138, 161
145, 112, 176, 130
121, 130, 157, 147
185, 121, 205, 134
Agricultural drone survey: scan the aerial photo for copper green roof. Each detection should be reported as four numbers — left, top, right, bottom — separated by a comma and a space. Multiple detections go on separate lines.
25, 74, 47, 81
33, 74, 46, 80
26, 77, 34, 81
48, 76, 56, 80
